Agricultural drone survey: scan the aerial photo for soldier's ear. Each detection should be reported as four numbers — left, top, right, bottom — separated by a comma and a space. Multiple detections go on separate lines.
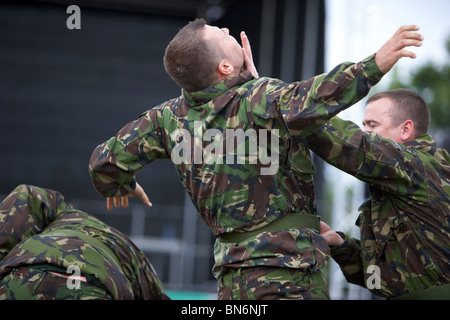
218, 59, 235, 76
400, 120, 415, 142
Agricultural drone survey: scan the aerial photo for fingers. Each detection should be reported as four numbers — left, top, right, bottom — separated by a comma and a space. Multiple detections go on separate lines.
399, 49, 417, 60
375, 25, 423, 74
138, 191, 152, 207
242, 47, 257, 76
240, 31, 259, 78
106, 183, 152, 210
240, 31, 252, 56
394, 25, 423, 50
107, 197, 114, 211
121, 195, 129, 208
133, 182, 152, 207
106, 195, 130, 210
319, 221, 330, 233
395, 24, 420, 35
113, 196, 121, 208
394, 30, 423, 52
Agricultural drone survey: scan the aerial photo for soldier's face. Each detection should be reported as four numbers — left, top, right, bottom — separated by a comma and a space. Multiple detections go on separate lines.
363, 97, 404, 144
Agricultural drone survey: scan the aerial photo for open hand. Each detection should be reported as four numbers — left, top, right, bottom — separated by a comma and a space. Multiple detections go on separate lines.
375, 25, 423, 74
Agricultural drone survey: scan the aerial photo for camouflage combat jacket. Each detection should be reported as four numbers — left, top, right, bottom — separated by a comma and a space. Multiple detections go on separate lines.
308, 117, 450, 298
0, 184, 168, 300
89, 55, 383, 277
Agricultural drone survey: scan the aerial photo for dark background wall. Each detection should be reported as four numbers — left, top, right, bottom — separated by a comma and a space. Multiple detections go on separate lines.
0, 0, 187, 204
0, 0, 325, 292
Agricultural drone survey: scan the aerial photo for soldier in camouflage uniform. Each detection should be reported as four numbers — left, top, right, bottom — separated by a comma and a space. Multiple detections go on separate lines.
88, 19, 423, 299
0, 184, 169, 300
308, 89, 450, 299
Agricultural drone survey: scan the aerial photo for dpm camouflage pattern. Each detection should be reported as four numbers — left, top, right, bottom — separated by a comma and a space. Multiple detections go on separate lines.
0, 184, 168, 300
0, 266, 112, 300
217, 266, 329, 300
308, 116, 450, 299
89, 55, 384, 299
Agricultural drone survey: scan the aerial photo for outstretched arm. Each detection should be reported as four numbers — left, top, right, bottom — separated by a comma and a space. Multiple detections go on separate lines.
254, 25, 423, 138
89, 108, 169, 210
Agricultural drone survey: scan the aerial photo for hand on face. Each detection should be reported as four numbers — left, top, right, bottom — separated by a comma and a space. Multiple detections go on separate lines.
240, 31, 259, 78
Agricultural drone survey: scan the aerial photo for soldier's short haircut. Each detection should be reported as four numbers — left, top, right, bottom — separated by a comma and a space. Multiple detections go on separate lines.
163, 18, 223, 92
367, 89, 431, 136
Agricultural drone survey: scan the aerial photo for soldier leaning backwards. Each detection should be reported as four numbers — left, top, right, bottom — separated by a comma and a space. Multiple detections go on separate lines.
89, 19, 423, 299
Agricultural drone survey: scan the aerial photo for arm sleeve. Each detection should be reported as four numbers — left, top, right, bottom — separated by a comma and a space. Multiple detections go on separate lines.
307, 116, 428, 200
252, 54, 384, 138
89, 109, 169, 197
330, 232, 366, 287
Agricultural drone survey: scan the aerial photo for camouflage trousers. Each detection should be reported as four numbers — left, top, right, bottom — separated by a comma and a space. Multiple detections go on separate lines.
217, 266, 329, 300
0, 266, 110, 300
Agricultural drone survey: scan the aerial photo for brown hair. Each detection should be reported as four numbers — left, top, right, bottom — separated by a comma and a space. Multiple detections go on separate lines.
163, 19, 223, 92
367, 89, 431, 136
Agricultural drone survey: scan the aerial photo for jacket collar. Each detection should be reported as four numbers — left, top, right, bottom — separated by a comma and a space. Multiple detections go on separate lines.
404, 133, 437, 151
181, 71, 253, 107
